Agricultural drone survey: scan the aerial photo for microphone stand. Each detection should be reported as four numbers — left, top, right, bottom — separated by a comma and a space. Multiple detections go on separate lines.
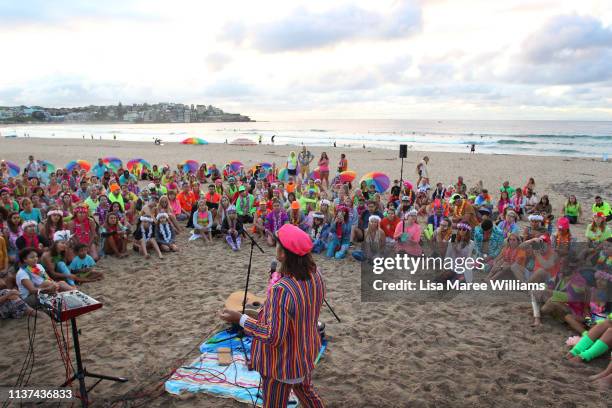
237, 228, 265, 367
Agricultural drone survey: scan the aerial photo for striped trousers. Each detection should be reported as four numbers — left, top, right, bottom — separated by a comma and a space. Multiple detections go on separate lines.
261, 374, 325, 408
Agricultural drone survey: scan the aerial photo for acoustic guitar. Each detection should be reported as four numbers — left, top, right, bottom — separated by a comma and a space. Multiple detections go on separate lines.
225, 291, 266, 319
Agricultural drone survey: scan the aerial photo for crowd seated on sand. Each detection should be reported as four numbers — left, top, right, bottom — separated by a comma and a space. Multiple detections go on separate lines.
0, 150, 611, 387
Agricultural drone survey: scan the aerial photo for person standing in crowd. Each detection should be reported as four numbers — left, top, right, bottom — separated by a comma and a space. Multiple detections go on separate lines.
25, 155, 40, 180
298, 146, 314, 182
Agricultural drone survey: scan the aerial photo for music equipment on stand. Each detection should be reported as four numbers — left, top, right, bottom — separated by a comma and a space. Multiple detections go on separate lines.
38, 291, 128, 408
399, 144, 407, 185
236, 229, 266, 366
39, 290, 102, 322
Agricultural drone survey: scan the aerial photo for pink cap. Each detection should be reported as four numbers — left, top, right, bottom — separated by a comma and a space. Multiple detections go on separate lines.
277, 224, 313, 256
557, 217, 570, 230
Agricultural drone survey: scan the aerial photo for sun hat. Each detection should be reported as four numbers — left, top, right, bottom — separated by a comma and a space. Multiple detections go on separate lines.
407, 209, 418, 217
156, 212, 169, 221
110, 184, 120, 192
276, 224, 313, 256
320, 199, 330, 206
238, 185, 246, 192
403, 181, 413, 189
290, 201, 300, 210
401, 196, 410, 201
313, 212, 325, 219
478, 207, 492, 214
140, 216, 154, 223
452, 194, 462, 200
227, 205, 237, 213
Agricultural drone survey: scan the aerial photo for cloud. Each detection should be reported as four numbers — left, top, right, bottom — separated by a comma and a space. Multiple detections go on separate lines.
0, 76, 154, 107
509, 14, 612, 84
202, 78, 256, 99
204, 52, 233, 72
222, 1, 422, 52
0, 0, 159, 26
290, 56, 412, 92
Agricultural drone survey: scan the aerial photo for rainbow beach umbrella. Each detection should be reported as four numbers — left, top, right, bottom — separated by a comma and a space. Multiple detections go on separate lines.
181, 137, 208, 145
309, 167, 321, 181
339, 170, 356, 183
1, 160, 20, 177
37, 160, 56, 173
278, 168, 289, 181
103, 156, 123, 171
181, 160, 199, 173
360, 171, 390, 193
66, 159, 91, 172
127, 158, 151, 171
259, 162, 272, 170
229, 160, 243, 172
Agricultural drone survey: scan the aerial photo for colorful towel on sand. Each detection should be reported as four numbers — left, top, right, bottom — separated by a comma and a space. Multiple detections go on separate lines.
165, 329, 328, 407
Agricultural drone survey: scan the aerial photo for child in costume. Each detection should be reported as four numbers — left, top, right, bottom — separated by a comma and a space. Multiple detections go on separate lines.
133, 216, 163, 259
70, 205, 99, 261
221, 206, 244, 251
190, 200, 213, 243
155, 212, 178, 252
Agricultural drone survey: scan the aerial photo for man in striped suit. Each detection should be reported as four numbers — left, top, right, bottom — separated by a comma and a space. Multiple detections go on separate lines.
221, 224, 326, 407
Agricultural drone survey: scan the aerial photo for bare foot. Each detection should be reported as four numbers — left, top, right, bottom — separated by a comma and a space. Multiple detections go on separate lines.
589, 372, 605, 381
145, 253, 151, 259
595, 375, 612, 389
567, 355, 583, 364
532, 318, 542, 327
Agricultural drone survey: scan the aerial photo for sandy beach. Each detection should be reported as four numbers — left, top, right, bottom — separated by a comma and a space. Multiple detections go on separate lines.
0, 137, 610, 407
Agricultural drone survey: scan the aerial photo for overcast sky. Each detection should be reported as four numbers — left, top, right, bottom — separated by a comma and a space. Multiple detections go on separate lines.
1, 0, 612, 120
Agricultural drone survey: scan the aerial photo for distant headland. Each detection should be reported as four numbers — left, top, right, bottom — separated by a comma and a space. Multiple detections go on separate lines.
0, 102, 253, 124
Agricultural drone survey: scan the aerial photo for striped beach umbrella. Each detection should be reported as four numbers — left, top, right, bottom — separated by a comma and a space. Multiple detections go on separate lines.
103, 156, 123, 171
1, 160, 20, 177
339, 170, 356, 183
127, 158, 151, 171
181, 160, 199, 173
278, 168, 289, 181
181, 137, 208, 145
229, 160, 243, 172
37, 160, 56, 173
309, 167, 321, 181
360, 171, 390, 193
66, 159, 91, 172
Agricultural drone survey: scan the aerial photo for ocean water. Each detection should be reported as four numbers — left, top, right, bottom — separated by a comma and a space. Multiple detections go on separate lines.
3, 119, 612, 158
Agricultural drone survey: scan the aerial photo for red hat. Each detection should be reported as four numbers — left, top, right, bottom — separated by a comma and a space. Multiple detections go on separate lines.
557, 217, 570, 230
595, 212, 605, 218
539, 234, 551, 244
277, 224, 313, 256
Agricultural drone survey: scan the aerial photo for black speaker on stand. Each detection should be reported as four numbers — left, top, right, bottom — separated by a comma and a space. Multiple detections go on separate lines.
399, 144, 407, 185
